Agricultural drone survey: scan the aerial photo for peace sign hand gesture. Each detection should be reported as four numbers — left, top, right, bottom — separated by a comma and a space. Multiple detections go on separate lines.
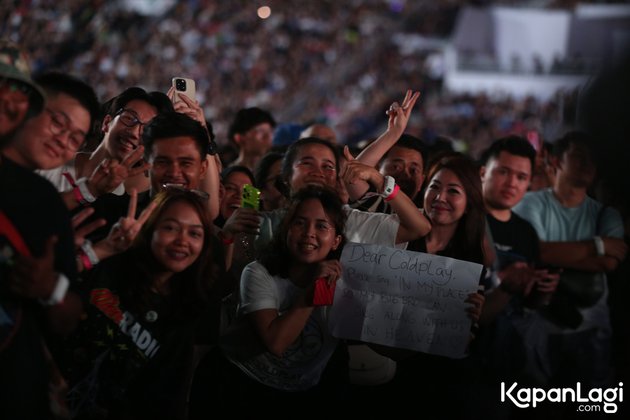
385, 90, 420, 137
88, 146, 151, 197
95, 189, 158, 258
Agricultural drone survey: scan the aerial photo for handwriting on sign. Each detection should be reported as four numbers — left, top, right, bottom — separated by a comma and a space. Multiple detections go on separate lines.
329, 242, 483, 359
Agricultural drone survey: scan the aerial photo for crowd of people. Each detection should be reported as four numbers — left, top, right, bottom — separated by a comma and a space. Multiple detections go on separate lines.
1, 2, 630, 419
1, 0, 582, 148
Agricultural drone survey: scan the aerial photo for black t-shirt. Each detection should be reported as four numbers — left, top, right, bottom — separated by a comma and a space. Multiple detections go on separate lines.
58, 252, 219, 419
0, 156, 77, 281
0, 156, 77, 419
486, 212, 540, 269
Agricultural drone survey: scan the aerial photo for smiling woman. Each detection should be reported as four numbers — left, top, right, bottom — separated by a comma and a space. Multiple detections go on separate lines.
55, 188, 226, 419
194, 185, 348, 407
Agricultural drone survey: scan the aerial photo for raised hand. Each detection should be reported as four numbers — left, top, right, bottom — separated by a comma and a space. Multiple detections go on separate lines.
167, 86, 207, 128
71, 207, 106, 248
342, 146, 383, 188
88, 145, 151, 197
385, 90, 420, 135
100, 189, 158, 255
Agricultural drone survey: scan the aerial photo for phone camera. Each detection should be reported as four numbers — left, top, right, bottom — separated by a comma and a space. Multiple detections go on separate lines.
175, 78, 186, 91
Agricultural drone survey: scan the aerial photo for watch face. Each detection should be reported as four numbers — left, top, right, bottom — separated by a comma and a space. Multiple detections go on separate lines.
207, 140, 217, 155
383, 176, 395, 196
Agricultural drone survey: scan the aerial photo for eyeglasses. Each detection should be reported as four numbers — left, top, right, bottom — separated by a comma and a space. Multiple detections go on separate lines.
162, 183, 210, 200
45, 108, 85, 151
116, 108, 150, 129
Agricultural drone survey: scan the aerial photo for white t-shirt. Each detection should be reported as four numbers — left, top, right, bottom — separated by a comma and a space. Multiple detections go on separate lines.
225, 261, 338, 391
38, 161, 125, 196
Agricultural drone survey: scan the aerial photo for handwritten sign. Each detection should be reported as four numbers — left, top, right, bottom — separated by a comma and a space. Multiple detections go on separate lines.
329, 242, 483, 359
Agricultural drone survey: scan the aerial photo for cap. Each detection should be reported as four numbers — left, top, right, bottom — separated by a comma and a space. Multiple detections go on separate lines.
0, 40, 45, 112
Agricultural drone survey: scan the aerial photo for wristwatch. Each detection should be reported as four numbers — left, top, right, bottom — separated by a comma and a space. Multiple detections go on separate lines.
207, 139, 218, 156
380, 175, 396, 198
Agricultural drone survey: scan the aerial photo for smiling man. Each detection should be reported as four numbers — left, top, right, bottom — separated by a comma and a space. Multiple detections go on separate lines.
0, 66, 99, 418
86, 111, 214, 246
144, 111, 210, 194
38, 87, 174, 211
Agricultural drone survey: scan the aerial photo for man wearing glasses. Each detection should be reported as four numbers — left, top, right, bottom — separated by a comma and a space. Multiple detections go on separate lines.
0, 45, 99, 417
39, 87, 174, 210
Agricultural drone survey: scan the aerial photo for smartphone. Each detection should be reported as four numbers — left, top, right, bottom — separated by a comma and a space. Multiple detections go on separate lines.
241, 184, 260, 210
171, 77, 196, 103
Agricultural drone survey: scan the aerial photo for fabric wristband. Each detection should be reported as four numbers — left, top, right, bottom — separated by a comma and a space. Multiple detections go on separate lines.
39, 273, 70, 306
76, 177, 96, 204
81, 240, 100, 265
78, 249, 93, 271
81, 240, 100, 269
219, 232, 234, 245
593, 236, 605, 256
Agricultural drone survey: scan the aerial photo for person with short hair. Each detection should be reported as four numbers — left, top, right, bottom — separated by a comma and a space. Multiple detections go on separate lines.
0, 43, 97, 418
228, 107, 276, 172
353, 133, 427, 213
39, 86, 173, 210
88, 111, 218, 261
513, 130, 627, 389
471, 136, 560, 419
300, 123, 337, 144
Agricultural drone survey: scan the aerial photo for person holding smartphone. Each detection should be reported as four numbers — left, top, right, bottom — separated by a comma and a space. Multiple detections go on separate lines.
473, 135, 561, 419
190, 186, 347, 412
479, 136, 560, 323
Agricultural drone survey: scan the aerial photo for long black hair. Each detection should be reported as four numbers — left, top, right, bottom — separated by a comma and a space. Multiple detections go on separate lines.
260, 185, 347, 278
423, 152, 486, 265
119, 188, 219, 319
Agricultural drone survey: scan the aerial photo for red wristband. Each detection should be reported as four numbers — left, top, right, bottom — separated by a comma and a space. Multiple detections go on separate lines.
384, 183, 400, 202
78, 249, 93, 271
219, 233, 234, 245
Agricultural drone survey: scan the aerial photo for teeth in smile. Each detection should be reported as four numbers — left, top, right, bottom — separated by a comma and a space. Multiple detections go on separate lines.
168, 251, 187, 258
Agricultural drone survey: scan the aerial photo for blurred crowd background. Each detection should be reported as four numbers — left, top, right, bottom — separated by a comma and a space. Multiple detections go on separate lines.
1, 0, 627, 153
